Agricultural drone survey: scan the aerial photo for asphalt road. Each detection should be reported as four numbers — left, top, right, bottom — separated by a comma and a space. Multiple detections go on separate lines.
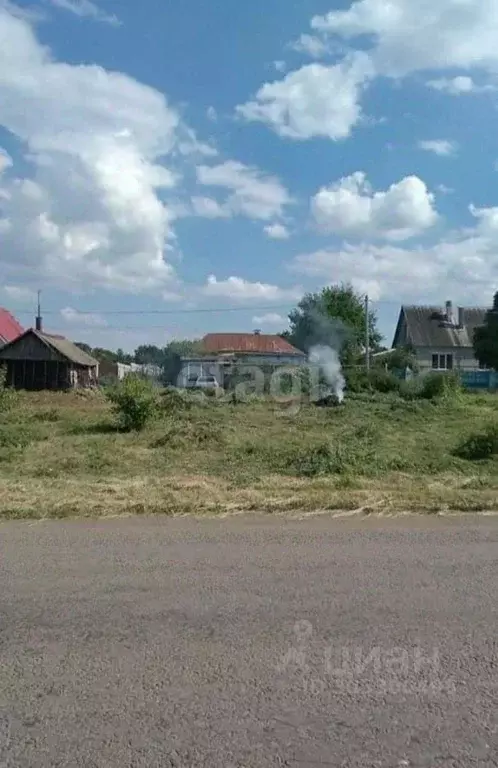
1, 515, 498, 767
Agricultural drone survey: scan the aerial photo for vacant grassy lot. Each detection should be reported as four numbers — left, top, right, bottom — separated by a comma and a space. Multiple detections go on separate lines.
1, 387, 498, 519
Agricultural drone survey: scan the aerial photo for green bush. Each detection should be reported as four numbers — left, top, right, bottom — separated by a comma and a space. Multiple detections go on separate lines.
453, 425, 498, 460
344, 367, 369, 393
0, 366, 17, 412
419, 372, 461, 401
367, 368, 401, 394
105, 375, 158, 431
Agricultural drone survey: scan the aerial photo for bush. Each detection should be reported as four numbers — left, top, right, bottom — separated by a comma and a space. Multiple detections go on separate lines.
453, 425, 498, 461
367, 368, 401, 394
344, 368, 369, 393
419, 372, 461, 401
0, 366, 17, 412
105, 375, 157, 431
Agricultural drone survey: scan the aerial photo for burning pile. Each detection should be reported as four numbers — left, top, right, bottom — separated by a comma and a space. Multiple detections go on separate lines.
309, 345, 345, 407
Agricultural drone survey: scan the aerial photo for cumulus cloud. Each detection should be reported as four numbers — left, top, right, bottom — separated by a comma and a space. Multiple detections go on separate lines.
202, 275, 300, 302
418, 139, 458, 157
195, 161, 292, 221
311, 0, 498, 78
60, 306, 107, 326
252, 312, 286, 327
290, 34, 329, 58
191, 196, 230, 219
2, 284, 36, 302
48, 0, 120, 26
290, 234, 498, 307
264, 223, 290, 240
236, 54, 373, 141
311, 172, 438, 241
0, 4, 186, 294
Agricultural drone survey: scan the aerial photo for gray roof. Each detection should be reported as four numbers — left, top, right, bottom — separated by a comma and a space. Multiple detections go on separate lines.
394, 306, 487, 348
39, 333, 99, 366
0, 329, 98, 366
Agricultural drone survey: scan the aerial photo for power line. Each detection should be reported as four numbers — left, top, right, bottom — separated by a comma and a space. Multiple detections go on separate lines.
12, 304, 294, 316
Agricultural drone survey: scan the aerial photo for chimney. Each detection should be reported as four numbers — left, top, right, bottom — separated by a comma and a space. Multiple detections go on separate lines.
35, 289, 42, 332
445, 300, 454, 324
457, 306, 465, 329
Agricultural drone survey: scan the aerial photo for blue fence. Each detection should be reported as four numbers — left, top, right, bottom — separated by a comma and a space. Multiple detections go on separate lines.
460, 370, 498, 390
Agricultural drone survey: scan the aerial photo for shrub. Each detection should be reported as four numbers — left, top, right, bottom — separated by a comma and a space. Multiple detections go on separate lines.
344, 368, 369, 393
453, 425, 498, 461
419, 372, 461, 401
105, 375, 157, 431
0, 366, 17, 412
367, 368, 401, 394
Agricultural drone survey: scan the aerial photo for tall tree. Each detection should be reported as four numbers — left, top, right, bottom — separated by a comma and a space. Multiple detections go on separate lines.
134, 345, 165, 366
286, 284, 382, 364
474, 292, 498, 371
161, 339, 202, 385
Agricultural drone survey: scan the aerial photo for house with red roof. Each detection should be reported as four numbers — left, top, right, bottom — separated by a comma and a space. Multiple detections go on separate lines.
0, 308, 23, 347
178, 330, 305, 388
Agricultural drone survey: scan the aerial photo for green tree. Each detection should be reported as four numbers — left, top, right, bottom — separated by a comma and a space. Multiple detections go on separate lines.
161, 339, 203, 385
286, 284, 382, 365
134, 345, 165, 366
474, 291, 498, 371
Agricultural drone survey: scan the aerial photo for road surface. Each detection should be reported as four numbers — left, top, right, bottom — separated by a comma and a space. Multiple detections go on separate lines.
1, 514, 497, 767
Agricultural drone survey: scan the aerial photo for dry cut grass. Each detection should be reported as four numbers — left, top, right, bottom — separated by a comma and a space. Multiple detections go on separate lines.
0, 388, 498, 519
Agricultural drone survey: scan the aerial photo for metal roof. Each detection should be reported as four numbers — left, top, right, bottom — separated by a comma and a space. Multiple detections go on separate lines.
394, 306, 486, 348
39, 332, 99, 366
201, 333, 303, 355
0, 329, 98, 366
0, 308, 23, 344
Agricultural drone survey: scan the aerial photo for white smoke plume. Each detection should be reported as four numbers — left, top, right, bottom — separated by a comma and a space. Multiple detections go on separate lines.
309, 345, 346, 403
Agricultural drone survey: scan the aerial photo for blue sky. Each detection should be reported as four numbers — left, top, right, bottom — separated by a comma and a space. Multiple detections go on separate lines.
1, 0, 498, 350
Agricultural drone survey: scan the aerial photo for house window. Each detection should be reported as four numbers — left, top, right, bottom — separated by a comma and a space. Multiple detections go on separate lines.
432, 354, 453, 370
478, 361, 489, 370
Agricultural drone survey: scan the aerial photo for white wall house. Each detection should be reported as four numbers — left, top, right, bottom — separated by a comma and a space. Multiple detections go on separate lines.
392, 301, 487, 374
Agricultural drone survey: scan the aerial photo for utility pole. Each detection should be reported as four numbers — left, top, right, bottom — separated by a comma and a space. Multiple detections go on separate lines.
365, 294, 370, 372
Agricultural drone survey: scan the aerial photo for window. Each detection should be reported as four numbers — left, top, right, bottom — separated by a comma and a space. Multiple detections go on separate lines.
478, 361, 489, 370
432, 354, 453, 370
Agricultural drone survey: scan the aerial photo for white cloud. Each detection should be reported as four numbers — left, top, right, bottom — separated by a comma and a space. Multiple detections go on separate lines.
191, 196, 230, 219
290, 34, 329, 58
48, 0, 120, 26
202, 275, 300, 302
311, 0, 498, 78
273, 60, 287, 73
252, 313, 286, 327
195, 161, 292, 221
436, 184, 454, 195
236, 54, 373, 141
418, 139, 458, 157
206, 106, 218, 122
264, 223, 290, 240
311, 172, 438, 241
290, 233, 498, 307
60, 306, 107, 326
0, 4, 187, 294
0, 147, 12, 173
428, 76, 498, 95
2, 284, 36, 302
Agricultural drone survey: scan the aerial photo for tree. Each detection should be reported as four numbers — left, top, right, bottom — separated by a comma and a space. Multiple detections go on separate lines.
134, 345, 165, 366
161, 339, 203, 386
75, 342, 93, 355
286, 285, 382, 365
474, 292, 498, 371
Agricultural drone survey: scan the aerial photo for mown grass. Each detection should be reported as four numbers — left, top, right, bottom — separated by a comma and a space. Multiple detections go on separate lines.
0, 387, 497, 519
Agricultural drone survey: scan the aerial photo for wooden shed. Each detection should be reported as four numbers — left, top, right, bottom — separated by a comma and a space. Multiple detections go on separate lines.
0, 329, 99, 390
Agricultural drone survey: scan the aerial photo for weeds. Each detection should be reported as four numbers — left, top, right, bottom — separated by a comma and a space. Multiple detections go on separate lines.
454, 425, 498, 460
